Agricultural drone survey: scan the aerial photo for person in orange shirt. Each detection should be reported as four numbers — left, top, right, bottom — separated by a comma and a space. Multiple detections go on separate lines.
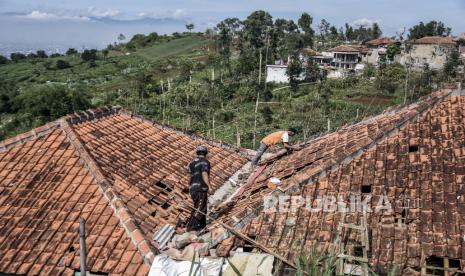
251, 128, 300, 166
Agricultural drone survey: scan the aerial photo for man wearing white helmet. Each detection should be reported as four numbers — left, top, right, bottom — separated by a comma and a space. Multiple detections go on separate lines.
186, 145, 211, 232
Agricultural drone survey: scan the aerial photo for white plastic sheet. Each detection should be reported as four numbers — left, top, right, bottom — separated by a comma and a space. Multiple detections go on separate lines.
148, 254, 224, 276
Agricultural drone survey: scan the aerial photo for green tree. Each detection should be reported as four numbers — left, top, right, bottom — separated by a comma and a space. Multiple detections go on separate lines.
66, 48, 78, 55
243, 10, 273, 49
0, 55, 7, 65
386, 44, 401, 62
260, 106, 273, 124
371, 23, 382, 39
146, 32, 159, 44
36, 50, 48, 58
344, 23, 354, 41
287, 54, 303, 92
298, 13, 315, 47
14, 85, 92, 119
186, 23, 195, 32
81, 49, 98, 62
10, 53, 27, 63
118, 33, 126, 44
217, 18, 242, 73
376, 63, 406, 94
443, 50, 461, 81
318, 19, 331, 44
304, 58, 320, 82
56, 59, 71, 69
0, 81, 19, 113
408, 21, 451, 39
128, 34, 148, 48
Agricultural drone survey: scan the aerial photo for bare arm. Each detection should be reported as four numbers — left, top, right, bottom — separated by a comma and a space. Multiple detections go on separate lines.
202, 171, 212, 193
283, 142, 301, 151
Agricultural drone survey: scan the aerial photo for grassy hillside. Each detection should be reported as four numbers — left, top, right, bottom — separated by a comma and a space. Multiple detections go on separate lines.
133, 36, 211, 61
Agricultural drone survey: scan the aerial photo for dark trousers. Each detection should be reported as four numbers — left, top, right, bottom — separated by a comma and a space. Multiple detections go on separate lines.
251, 143, 269, 165
186, 190, 208, 232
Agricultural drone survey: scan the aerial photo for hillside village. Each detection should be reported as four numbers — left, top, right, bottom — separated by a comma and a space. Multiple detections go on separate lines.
267, 35, 465, 82
1, 7, 465, 276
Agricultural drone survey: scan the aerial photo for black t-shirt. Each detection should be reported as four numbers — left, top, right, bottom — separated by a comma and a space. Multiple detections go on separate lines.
188, 157, 211, 192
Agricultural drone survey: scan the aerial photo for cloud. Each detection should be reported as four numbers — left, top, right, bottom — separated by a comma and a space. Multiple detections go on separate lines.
352, 18, 381, 27
172, 9, 187, 19
87, 6, 121, 18
136, 9, 188, 19
19, 11, 90, 21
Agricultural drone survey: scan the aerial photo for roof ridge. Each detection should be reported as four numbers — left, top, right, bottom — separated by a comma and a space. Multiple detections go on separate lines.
295, 84, 460, 148
0, 121, 59, 152
58, 118, 157, 266
117, 109, 254, 158
62, 105, 254, 158
286, 88, 456, 193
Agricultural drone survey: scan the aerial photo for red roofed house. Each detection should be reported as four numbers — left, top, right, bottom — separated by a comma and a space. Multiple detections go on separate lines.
402, 36, 457, 70
0, 107, 248, 275
2, 84, 465, 275
215, 84, 465, 275
364, 37, 396, 65
327, 45, 361, 70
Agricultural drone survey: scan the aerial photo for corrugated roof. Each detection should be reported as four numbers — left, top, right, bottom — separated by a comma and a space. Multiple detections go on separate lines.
216, 85, 465, 274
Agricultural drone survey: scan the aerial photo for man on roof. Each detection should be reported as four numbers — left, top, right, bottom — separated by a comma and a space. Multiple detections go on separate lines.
251, 128, 301, 166
186, 145, 212, 232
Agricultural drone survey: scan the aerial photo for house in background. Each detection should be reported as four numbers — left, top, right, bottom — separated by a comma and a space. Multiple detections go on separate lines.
265, 48, 319, 83
327, 45, 361, 70
401, 36, 457, 70
364, 37, 396, 65
265, 63, 289, 83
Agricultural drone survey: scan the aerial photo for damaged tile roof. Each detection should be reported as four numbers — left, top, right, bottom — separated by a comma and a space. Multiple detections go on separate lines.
0, 108, 248, 275
413, 36, 456, 45
217, 85, 465, 274
366, 37, 395, 47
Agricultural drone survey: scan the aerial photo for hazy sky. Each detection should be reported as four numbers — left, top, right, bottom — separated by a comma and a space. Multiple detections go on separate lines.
1, 0, 464, 53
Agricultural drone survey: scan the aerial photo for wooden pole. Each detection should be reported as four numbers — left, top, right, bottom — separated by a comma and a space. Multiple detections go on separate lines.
79, 218, 87, 276
404, 64, 410, 104
212, 116, 216, 139
253, 91, 260, 149
264, 28, 270, 89
258, 49, 262, 84
236, 124, 241, 147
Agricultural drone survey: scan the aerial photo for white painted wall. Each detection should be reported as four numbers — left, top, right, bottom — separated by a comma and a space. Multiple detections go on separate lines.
266, 65, 289, 83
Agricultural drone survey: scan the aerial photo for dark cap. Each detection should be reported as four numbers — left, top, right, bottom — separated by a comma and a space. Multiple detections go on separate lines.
196, 145, 208, 155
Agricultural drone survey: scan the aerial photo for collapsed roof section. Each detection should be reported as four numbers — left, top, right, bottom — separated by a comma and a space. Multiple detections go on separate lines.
216, 84, 465, 274
0, 108, 248, 275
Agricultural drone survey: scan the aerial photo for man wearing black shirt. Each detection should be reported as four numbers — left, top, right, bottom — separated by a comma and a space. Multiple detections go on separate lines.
186, 145, 211, 232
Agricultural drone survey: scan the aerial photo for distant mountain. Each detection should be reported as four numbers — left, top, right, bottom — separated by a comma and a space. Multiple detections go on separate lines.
0, 14, 189, 56
91, 17, 188, 26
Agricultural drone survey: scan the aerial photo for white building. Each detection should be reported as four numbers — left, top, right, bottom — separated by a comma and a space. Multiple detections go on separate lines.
265, 64, 289, 83
364, 37, 396, 65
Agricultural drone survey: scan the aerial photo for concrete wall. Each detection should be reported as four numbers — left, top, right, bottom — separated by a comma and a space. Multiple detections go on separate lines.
266, 65, 289, 83
402, 44, 456, 70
